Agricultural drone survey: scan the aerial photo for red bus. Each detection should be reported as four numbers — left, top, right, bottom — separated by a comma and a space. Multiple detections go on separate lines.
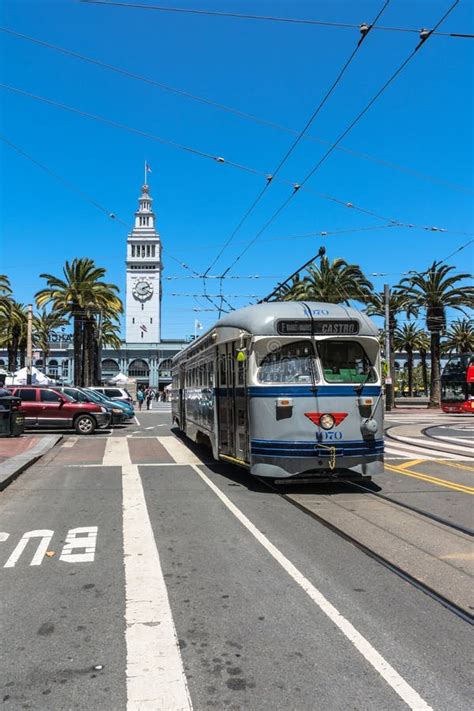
440, 353, 474, 413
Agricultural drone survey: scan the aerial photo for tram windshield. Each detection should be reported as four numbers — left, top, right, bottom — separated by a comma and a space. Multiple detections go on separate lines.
441, 381, 473, 402
257, 341, 316, 383
318, 340, 376, 384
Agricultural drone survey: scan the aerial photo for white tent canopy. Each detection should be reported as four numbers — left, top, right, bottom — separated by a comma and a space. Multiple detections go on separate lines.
108, 372, 129, 385
5, 366, 53, 385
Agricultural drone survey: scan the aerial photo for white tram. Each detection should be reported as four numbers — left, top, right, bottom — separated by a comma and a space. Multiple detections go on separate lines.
171, 302, 384, 481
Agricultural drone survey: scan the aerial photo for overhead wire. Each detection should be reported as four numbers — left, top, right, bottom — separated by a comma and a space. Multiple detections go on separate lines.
1, 26, 471, 196
219, 0, 462, 280
201, 0, 391, 286
1, 81, 469, 237
79, 0, 474, 39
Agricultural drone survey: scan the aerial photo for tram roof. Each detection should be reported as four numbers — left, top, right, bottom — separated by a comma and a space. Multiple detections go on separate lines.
214, 301, 378, 337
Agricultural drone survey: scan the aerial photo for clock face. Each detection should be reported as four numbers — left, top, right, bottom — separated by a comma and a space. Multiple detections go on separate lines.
133, 279, 153, 301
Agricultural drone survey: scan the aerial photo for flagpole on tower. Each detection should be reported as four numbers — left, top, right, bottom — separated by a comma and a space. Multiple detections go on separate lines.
144, 160, 147, 185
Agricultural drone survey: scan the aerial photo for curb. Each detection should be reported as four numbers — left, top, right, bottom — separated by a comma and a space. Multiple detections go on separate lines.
0, 435, 63, 491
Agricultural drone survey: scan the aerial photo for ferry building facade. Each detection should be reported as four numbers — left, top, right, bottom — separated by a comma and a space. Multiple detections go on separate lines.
0, 180, 187, 389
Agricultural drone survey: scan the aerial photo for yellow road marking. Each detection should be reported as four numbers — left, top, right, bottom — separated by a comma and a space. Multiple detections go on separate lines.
434, 460, 474, 472
385, 463, 474, 495
396, 459, 426, 470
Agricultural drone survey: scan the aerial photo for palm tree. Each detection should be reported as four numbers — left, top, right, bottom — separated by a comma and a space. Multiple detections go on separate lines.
280, 256, 373, 304
0, 301, 28, 371
33, 309, 69, 375
366, 290, 417, 408
93, 315, 123, 384
443, 318, 474, 354
277, 274, 308, 301
393, 323, 427, 397
398, 262, 474, 407
36, 258, 122, 387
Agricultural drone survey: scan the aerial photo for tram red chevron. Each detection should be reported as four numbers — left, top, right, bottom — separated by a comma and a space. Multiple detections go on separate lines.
304, 412, 348, 427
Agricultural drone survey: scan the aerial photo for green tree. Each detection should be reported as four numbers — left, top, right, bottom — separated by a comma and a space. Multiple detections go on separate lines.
280, 256, 373, 304
36, 258, 122, 387
443, 318, 474, 355
393, 323, 427, 397
0, 301, 27, 371
366, 290, 417, 408
398, 263, 474, 407
33, 309, 69, 375
93, 315, 123, 384
417, 330, 431, 396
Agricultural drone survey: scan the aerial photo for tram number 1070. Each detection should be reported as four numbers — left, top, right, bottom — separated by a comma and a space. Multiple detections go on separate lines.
316, 430, 343, 441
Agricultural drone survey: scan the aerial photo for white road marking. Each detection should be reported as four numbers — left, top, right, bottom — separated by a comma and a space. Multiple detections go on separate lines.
122, 464, 192, 711
431, 435, 474, 446
0, 532, 9, 543
62, 437, 78, 448
134, 416, 140, 425
392, 435, 472, 455
4, 530, 54, 568
158, 436, 203, 465
191, 464, 432, 711
102, 437, 132, 466
60, 526, 98, 563
145, 426, 155, 430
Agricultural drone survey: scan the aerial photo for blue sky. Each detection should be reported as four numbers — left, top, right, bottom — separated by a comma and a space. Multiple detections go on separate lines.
1, 0, 473, 339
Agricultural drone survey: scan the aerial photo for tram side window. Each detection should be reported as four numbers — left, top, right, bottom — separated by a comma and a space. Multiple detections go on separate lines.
257, 341, 315, 383
318, 340, 375, 383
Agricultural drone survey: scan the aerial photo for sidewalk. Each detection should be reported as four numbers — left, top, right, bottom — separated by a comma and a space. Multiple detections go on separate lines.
0, 434, 62, 490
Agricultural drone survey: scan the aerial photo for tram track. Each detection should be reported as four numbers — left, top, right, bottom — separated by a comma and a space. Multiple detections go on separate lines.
257, 476, 474, 626
384, 423, 473, 460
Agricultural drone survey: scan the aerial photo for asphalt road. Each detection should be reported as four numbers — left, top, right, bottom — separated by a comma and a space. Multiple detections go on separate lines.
0, 410, 472, 710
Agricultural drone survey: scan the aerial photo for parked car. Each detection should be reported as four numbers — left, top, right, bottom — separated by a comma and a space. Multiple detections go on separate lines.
7, 386, 110, 434
82, 388, 135, 419
89, 386, 133, 405
52, 386, 127, 425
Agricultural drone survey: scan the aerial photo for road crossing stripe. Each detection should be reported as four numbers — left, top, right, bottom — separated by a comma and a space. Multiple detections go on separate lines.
190, 463, 432, 710
385, 464, 474, 495
395, 459, 426, 470
158, 436, 203, 465
122, 464, 192, 711
62, 438, 77, 448
102, 437, 132, 466
389, 434, 473, 455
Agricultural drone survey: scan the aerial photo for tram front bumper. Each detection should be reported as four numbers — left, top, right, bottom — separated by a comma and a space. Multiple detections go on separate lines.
250, 453, 384, 480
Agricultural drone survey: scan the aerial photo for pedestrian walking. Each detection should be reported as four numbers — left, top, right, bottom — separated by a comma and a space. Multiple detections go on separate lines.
145, 387, 154, 411
137, 388, 144, 411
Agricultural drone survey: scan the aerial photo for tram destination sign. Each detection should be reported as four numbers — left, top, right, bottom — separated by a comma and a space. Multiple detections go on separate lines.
277, 319, 359, 336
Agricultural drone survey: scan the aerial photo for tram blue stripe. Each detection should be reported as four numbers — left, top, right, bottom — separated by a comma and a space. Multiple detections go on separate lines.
247, 386, 381, 397
251, 438, 383, 447
252, 451, 383, 459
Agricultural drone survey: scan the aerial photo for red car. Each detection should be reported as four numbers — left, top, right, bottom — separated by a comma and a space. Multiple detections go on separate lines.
7, 386, 111, 434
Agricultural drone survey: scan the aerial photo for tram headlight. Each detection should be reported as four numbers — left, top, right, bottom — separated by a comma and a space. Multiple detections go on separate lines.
319, 413, 335, 430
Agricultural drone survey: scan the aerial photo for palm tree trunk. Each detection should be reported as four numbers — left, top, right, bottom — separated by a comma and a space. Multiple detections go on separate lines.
83, 317, 95, 387
429, 332, 441, 408
8, 346, 16, 372
407, 349, 413, 397
389, 325, 396, 409
73, 312, 83, 386
420, 351, 428, 396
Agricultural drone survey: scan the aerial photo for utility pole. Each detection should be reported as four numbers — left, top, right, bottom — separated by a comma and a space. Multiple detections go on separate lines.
383, 284, 393, 412
26, 304, 33, 385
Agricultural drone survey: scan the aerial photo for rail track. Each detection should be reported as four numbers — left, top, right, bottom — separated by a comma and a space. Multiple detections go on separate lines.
258, 476, 474, 626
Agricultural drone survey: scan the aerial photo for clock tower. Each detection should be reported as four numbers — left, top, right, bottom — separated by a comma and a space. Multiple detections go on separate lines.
125, 180, 162, 343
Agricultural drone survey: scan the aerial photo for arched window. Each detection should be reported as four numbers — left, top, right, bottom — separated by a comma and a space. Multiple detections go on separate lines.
102, 358, 120, 374
159, 358, 172, 379
35, 359, 43, 366
0, 359, 5, 366
128, 359, 150, 378
48, 359, 59, 377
